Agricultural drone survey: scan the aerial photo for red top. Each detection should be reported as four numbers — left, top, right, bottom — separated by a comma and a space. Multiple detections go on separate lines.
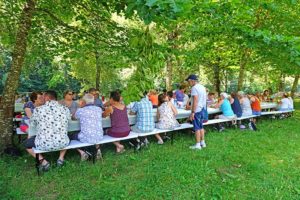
148, 94, 158, 106
251, 97, 261, 112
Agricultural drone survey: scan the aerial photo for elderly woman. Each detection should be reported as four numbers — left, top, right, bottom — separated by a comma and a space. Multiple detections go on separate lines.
103, 91, 131, 153
59, 90, 79, 118
214, 92, 236, 120
69, 94, 103, 161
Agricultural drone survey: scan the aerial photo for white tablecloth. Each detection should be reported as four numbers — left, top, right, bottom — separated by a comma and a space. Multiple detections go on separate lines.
26, 103, 277, 135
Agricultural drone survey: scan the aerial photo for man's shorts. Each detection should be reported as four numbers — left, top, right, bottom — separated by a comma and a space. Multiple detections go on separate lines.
192, 109, 204, 131
23, 136, 36, 149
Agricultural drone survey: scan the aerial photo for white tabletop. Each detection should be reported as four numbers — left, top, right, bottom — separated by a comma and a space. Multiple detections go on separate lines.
25, 102, 277, 135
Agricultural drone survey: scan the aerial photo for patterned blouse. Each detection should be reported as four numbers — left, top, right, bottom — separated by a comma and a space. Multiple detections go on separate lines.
75, 104, 103, 144
156, 102, 180, 130
30, 101, 71, 151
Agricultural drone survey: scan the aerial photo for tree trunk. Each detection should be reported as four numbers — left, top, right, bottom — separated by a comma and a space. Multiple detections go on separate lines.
291, 74, 299, 98
237, 48, 250, 91
165, 56, 173, 91
213, 64, 221, 95
278, 73, 285, 92
0, 0, 35, 152
95, 50, 100, 90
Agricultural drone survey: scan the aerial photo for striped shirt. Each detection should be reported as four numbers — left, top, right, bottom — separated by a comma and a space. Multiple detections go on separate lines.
131, 97, 155, 132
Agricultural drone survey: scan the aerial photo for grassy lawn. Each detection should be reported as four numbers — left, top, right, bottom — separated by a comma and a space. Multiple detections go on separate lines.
1, 101, 300, 200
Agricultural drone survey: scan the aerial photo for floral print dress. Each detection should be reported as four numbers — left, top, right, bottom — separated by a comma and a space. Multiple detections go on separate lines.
156, 102, 180, 130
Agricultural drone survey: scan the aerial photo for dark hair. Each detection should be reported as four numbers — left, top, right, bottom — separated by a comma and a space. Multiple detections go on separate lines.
162, 89, 167, 93
208, 92, 215, 96
231, 92, 238, 99
88, 88, 97, 93
167, 91, 173, 98
30, 92, 42, 103
179, 85, 185, 90
283, 93, 288, 98
110, 91, 121, 102
45, 90, 57, 100
63, 90, 73, 97
158, 93, 167, 106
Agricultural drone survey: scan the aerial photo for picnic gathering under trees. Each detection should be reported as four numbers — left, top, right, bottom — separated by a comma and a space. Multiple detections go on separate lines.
0, 0, 300, 199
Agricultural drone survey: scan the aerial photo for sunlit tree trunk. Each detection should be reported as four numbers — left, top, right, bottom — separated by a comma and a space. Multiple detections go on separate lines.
0, 0, 35, 152
278, 73, 285, 92
213, 64, 221, 95
165, 57, 173, 90
237, 48, 250, 91
291, 74, 299, 98
95, 50, 100, 90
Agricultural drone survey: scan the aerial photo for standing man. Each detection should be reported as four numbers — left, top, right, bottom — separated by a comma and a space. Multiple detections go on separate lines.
186, 74, 207, 150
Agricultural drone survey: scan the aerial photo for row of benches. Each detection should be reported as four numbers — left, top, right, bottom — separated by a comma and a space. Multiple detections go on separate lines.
17, 109, 294, 175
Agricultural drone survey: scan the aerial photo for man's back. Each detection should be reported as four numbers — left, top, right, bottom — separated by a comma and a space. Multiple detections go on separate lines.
133, 97, 155, 132
31, 101, 70, 151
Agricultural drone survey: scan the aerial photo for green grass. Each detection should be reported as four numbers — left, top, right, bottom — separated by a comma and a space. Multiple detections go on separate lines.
1, 101, 300, 200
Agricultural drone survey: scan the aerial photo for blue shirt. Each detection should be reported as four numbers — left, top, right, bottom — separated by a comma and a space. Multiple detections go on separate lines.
221, 99, 234, 117
94, 98, 104, 109
175, 90, 185, 102
131, 97, 155, 132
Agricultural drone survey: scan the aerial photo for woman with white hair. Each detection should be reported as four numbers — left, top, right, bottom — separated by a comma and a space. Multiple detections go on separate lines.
69, 94, 104, 161
237, 91, 253, 117
214, 92, 236, 120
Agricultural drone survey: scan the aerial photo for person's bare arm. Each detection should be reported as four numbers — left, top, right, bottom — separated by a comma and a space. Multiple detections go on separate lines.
24, 108, 32, 118
169, 102, 178, 116
214, 99, 224, 108
156, 109, 160, 120
102, 106, 113, 117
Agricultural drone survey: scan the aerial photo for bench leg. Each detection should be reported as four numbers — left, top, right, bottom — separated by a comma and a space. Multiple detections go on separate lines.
35, 153, 40, 176
92, 145, 96, 164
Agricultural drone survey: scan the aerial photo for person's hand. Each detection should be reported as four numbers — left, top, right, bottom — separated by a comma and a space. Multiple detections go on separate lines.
189, 113, 195, 121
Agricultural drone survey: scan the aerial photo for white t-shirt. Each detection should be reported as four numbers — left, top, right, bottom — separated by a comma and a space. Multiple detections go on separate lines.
288, 97, 294, 109
280, 98, 290, 109
191, 83, 207, 113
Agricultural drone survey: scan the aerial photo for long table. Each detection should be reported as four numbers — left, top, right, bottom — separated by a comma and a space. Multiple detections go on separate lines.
27, 103, 277, 135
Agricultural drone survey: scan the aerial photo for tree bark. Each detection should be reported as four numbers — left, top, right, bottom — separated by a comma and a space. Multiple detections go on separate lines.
0, 0, 35, 152
237, 48, 250, 91
165, 56, 173, 91
95, 50, 100, 90
291, 74, 299, 98
213, 64, 221, 95
278, 73, 285, 92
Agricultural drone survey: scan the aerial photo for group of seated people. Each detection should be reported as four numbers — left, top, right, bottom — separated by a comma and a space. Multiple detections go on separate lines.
22, 88, 184, 171
20, 86, 294, 171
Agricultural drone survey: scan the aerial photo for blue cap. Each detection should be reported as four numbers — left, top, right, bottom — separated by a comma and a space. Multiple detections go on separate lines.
185, 74, 198, 81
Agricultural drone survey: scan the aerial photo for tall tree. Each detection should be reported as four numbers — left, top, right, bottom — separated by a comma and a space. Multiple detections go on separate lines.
0, 0, 35, 151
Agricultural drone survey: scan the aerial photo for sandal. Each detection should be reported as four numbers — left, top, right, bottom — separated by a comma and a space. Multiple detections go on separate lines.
57, 159, 64, 167
39, 159, 50, 172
